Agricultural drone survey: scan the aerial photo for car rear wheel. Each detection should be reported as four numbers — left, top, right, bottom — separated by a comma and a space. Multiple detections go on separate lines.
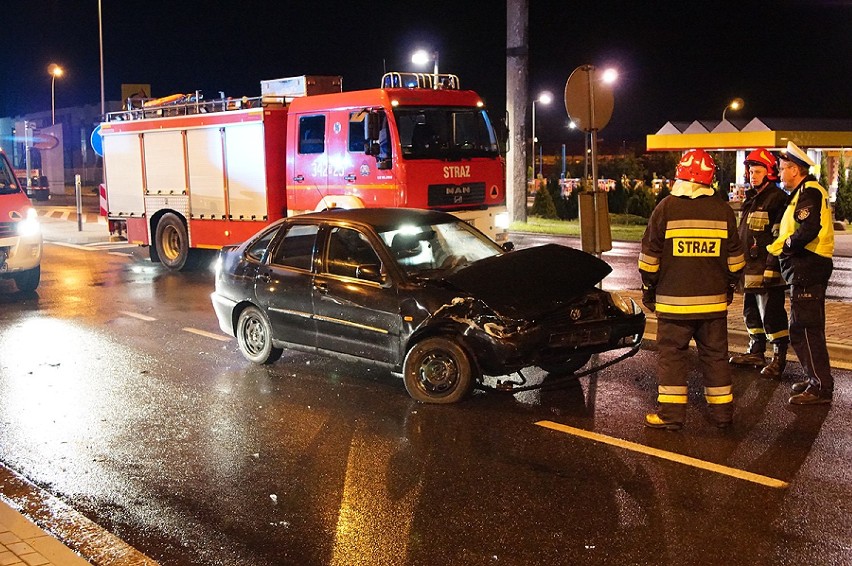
540, 353, 592, 376
12, 266, 40, 293
403, 336, 476, 403
236, 306, 283, 364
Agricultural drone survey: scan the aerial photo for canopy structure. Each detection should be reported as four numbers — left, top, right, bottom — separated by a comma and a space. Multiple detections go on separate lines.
646, 118, 852, 190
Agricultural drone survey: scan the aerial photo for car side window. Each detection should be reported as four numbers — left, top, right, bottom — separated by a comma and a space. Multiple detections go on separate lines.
325, 227, 382, 280
270, 224, 319, 270
245, 227, 279, 263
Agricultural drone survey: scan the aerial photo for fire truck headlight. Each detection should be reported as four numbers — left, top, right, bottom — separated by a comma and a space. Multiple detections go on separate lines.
495, 212, 510, 230
17, 208, 41, 238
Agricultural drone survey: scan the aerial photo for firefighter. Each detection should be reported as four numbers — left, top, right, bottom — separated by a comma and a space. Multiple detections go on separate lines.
728, 149, 790, 378
639, 149, 745, 429
767, 141, 834, 405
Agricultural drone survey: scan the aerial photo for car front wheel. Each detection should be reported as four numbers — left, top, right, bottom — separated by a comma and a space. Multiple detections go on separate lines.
403, 336, 476, 403
236, 306, 283, 364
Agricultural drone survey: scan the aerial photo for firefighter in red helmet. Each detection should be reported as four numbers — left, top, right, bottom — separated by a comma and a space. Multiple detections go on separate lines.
639, 149, 745, 429
729, 148, 790, 379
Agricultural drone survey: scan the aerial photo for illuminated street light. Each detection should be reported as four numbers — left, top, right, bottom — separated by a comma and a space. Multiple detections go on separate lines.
48, 63, 63, 125
722, 97, 744, 122
531, 91, 553, 179
411, 48, 439, 82
601, 68, 618, 84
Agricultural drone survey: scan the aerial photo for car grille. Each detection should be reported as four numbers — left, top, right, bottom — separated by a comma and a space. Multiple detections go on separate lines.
0, 222, 17, 239
540, 297, 610, 347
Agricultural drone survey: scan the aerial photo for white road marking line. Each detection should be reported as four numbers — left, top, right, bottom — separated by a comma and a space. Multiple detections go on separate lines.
182, 327, 232, 342
535, 420, 789, 489
46, 242, 92, 250
119, 311, 157, 322
108, 252, 134, 257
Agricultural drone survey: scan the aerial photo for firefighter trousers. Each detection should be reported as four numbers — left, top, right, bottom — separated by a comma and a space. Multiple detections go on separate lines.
789, 283, 833, 394
656, 317, 734, 424
742, 287, 789, 344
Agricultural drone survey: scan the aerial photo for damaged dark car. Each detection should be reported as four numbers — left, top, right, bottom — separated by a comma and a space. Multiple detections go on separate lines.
211, 208, 645, 403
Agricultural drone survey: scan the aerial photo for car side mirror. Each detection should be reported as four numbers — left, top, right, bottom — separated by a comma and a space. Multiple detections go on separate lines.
356, 263, 386, 284
501, 241, 514, 252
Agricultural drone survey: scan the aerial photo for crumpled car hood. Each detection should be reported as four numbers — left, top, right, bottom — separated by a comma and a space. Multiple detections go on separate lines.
443, 244, 612, 319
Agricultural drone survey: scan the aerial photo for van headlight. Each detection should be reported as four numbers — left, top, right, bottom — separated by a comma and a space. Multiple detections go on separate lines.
17, 208, 41, 238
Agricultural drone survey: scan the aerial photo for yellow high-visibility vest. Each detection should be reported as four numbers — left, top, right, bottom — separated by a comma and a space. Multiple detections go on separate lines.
767, 181, 834, 258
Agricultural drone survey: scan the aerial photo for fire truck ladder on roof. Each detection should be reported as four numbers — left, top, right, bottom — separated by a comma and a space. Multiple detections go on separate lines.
104, 90, 264, 122
381, 72, 460, 90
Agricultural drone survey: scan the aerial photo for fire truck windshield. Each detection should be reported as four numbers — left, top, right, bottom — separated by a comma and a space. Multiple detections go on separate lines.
394, 107, 499, 160
0, 155, 21, 195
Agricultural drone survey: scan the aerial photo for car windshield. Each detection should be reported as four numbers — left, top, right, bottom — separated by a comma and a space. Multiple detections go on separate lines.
378, 219, 503, 278
395, 107, 499, 159
0, 155, 21, 195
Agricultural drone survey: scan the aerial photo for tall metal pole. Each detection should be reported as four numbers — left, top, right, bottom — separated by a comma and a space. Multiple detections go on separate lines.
98, 0, 105, 116
506, 0, 529, 224
531, 100, 536, 183
587, 65, 601, 256
51, 75, 57, 125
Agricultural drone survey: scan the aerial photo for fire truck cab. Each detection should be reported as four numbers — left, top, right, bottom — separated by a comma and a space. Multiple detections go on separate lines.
100, 73, 507, 271
0, 150, 42, 292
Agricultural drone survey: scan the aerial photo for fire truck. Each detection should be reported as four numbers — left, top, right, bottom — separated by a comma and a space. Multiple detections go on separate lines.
100, 73, 507, 270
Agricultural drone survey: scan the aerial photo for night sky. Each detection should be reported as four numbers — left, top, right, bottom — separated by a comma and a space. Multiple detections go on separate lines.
3, 0, 851, 151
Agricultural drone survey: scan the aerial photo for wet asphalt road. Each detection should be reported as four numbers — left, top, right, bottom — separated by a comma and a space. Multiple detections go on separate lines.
0, 243, 851, 565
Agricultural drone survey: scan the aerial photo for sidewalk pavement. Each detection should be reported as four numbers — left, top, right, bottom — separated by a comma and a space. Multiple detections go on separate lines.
0, 499, 90, 566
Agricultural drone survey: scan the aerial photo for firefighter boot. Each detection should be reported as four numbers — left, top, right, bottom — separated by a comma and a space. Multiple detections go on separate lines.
760, 342, 788, 380
729, 337, 766, 367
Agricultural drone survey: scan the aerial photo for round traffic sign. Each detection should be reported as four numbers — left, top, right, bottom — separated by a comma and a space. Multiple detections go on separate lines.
564, 66, 615, 132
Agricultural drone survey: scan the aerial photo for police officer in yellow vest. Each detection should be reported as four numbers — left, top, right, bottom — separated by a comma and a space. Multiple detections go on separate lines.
639, 149, 745, 429
767, 141, 835, 405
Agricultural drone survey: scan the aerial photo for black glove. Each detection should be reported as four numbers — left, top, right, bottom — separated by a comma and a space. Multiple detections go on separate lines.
727, 285, 735, 305
642, 288, 656, 312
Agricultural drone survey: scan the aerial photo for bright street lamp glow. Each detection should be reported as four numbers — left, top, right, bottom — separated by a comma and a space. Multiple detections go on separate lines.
411, 50, 431, 66
601, 68, 618, 84
538, 91, 553, 105
568, 121, 577, 129
722, 97, 745, 121
48, 63, 63, 77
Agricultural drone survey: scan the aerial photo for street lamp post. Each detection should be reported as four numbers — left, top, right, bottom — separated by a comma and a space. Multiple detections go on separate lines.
531, 91, 552, 181
722, 97, 744, 122
48, 63, 63, 125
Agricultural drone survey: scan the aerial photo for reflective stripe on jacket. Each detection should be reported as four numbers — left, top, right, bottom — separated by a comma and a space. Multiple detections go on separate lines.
639, 193, 745, 320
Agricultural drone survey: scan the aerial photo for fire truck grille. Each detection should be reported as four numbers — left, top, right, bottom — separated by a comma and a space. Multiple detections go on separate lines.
428, 182, 486, 207
0, 222, 17, 239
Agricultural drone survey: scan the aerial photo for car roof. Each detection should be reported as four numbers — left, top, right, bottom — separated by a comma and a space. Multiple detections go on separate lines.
294, 207, 459, 230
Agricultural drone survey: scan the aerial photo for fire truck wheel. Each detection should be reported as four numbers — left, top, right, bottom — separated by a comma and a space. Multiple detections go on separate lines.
403, 336, 476, 403
236, 305, 283, 364
155, 213, 190, 270
13, 266, 40, 293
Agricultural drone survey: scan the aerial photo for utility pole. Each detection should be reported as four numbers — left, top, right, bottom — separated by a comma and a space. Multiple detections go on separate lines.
506, 0, 529, 224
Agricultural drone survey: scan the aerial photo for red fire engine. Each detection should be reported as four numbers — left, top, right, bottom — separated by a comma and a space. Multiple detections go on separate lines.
100, 73, 507, 270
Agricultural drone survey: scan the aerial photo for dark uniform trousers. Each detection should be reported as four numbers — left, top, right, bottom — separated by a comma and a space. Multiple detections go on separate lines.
790, 283, 833, 393
742, 286, 789, 343
657, 317, 733, 423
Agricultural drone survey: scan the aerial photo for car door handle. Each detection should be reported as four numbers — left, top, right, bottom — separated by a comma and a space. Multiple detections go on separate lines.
344, 174, 357, 182
313, 282, 328, 294
293, 175, 304, 182
258, 271, 271, 283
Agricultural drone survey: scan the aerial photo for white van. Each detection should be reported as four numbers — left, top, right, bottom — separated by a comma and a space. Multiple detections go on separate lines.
0, 149, 42, 292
